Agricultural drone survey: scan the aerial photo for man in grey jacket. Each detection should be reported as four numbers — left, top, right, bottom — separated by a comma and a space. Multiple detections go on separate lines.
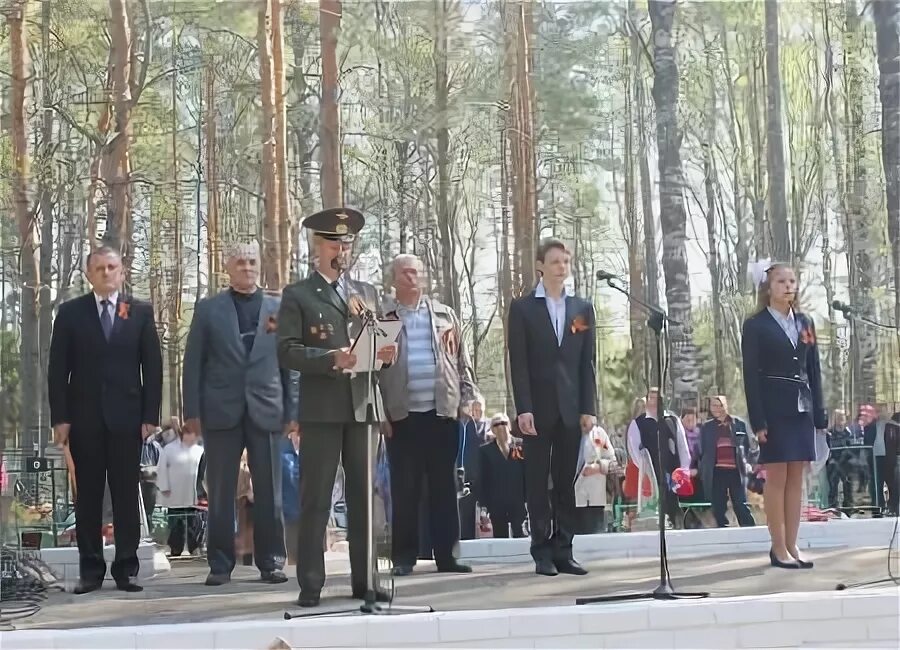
379, 254, 478, 576
182, 241, 299, 586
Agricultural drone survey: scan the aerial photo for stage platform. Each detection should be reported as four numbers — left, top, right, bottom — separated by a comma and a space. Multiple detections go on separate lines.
2, 520, 898, 648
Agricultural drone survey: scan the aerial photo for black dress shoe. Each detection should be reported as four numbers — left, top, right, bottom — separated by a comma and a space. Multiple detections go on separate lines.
260, 570, 289, 584
535, 559, 558, 576
554, 559, 588, 576
205, 572, 232, 586
436, 560, 472, 573
392, 565, 413, 577
352, 587, 391, 602
788, 549, 814, 569
73, 579, 103, 595
115, 577, 144, 593
296, 592, 320, 608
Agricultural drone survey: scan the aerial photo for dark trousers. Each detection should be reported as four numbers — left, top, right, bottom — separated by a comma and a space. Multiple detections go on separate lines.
874, 455, 898, 512
69, 422, 141, 583
458, 490, 477, 540
297, 422, 369, 594
522, 420, 580, 562
205, 414, 285, 576
710, 467, 755, 528
826, 457, 853, 510
167, 507, 204, 555
489, 506, 527, 538
386, 411, 459, 567
140, 480, 157, 532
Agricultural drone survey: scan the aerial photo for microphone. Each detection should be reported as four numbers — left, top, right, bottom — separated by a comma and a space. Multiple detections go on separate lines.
832, 300, 854, 315
596, 269, 618, 282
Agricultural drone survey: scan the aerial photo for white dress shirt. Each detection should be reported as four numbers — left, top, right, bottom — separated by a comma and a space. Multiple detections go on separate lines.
94, 291, 119, 320
534, 280, 566, 345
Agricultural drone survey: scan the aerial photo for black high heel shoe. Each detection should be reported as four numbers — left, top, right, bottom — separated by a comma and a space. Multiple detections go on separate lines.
769, 550, 800, 569
788, 549, 814, 569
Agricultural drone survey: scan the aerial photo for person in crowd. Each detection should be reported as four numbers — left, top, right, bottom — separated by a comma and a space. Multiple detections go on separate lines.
699, 395, 756, 528
157, 426, 205, 556
507, 238, 597, 577
478, 413, 526, 538
861, 405, 890, 514
626, 387, 691, 527
277, 208, 396, 608
48, 245, 163, 593
682, 408, 701, 469
158, 416, 181, 447
281, 430, 301, 565
742, 262, 826, 569
140, 432, 163, 533
885, 412, 900, 515
182, 240, 300, 587
380, 253, 477, 576
457, 398, 485, 541
826, 409, 854, 511
574, 423, 618, 534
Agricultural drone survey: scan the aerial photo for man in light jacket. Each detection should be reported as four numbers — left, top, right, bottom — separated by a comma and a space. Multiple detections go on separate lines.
379, 254, 478, 576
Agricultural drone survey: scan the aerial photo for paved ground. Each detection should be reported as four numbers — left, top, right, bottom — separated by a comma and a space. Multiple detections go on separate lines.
5, 546, 897, 631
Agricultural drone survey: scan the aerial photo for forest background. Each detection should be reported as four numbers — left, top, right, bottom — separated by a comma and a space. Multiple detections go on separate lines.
0, 0, 898, 452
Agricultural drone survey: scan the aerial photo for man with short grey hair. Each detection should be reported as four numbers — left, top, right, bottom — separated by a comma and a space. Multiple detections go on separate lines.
380, 253, 478, 575
182, 240, 299, 586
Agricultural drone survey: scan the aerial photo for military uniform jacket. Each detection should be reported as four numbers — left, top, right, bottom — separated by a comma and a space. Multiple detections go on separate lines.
277, 272, 384, 424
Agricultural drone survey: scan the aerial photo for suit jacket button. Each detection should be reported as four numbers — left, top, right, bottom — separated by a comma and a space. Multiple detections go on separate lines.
794, 374, 800, 379
793, 356, 798, 361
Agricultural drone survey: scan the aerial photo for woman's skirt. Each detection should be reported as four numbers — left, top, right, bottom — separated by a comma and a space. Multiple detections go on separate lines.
758, 411, 816, 464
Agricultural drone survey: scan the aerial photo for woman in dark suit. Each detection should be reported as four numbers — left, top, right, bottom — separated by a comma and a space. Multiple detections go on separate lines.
478, 414, 527, 538
741, 263, 827, 569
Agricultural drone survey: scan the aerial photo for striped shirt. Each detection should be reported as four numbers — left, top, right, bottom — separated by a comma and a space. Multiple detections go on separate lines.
398, 300, 437, 413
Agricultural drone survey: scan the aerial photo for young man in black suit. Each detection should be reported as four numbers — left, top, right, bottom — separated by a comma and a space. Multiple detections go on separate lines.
48, 245, 163, 594
507, 239, 597, 576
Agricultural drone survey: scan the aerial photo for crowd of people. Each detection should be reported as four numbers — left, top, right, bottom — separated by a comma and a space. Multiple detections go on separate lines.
46, 207, 898, 603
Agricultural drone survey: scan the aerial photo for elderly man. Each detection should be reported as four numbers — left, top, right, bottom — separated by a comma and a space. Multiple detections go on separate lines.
380, 254, 477, 576
277, 208, 396, 608
182, 241, 299, 587
48, 245, 163, 593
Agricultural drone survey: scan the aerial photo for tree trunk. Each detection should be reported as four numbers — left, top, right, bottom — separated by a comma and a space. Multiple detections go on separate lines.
38, 0, 54, 435
205, 63, 221, 292
649, 0, 699, 406
272, 0, 291, 284
105, 0, 134, 273
319, 0, 343, 208
623, 8, 647, 393
259, 0, 283, 289
499, 10, 516, 414
434, 0, 459, 310
873, 0, 900, 334
845, 0, 877, 405
763, 0, 790, 263
748, 46, 768, 260
9, 0, 41, 451
507, 0, 538, 295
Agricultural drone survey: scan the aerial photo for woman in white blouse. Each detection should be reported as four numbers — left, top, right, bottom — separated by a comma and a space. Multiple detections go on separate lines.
157, 429, 205, 556
574, 425, 618, 534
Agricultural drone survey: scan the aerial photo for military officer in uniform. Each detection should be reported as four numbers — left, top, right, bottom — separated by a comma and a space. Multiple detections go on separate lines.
277, 207, 396, 608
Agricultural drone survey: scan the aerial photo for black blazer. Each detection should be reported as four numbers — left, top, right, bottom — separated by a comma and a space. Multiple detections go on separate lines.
741, 309, 827, 434
478, 440, 526, 515
48, 293, 163, 435
507, 291, 596, 433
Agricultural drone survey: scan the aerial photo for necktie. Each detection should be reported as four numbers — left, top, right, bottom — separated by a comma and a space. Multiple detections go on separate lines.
100, 299, 113, 341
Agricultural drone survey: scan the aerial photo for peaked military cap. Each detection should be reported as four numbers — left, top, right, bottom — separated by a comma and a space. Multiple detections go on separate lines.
302, 207, 365, 242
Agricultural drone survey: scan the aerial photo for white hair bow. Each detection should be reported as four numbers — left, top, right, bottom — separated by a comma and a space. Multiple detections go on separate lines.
748, 259, 772, 288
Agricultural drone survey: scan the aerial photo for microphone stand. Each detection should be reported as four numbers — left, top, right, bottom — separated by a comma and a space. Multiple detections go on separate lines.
576, 277, 708, 605
285, 303, 433, 619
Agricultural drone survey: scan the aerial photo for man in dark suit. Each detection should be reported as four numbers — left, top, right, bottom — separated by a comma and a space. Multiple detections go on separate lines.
507, 238, 597, 577
182, 240, 299, 587
277, 208, 396, 608
48, 245, 163, 594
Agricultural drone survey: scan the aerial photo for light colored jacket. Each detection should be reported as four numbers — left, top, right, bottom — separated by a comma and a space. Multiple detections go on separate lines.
575, 426, 617, 508
379, 295, 478, 421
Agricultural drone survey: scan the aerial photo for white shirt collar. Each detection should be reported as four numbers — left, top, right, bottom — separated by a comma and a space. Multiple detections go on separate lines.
535, 279, 566, 300
318, 271, 343, 287
767, 306, 795, 323
94, 291, 119, 307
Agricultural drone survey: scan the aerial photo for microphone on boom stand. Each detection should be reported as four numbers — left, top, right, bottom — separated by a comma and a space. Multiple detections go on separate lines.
575, 269, 707, 606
